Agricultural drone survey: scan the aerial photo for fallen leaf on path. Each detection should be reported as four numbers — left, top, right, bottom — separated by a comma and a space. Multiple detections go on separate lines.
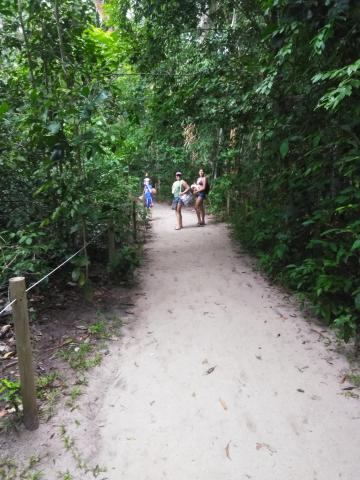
297, 388, 305, 393
256, 442, 276, 455
205, 366, 216, 375
311, 394, 321, 400
296, 365, 309, 373
219, 398, 228, 411
310, 328, 326, 338
340, 375, 347, 384
342, 386, 356, 391
202, 358, 208, 365
2, 351, 15, 359
225, 441, 231, 460
273, 308, 286, 319
255, 355, 262, 360
0, 325, 11, 338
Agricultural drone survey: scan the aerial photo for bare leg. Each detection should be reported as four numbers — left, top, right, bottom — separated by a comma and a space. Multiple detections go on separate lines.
195, 196, 202, 224
200, 199, 205, 224
175, 203, 182, 229
196, 196, 205, 224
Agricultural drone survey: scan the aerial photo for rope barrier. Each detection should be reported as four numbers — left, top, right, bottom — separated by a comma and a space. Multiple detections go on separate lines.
25, 246, 85, 294
0, 298, 16, 317
0, 228, 106, 317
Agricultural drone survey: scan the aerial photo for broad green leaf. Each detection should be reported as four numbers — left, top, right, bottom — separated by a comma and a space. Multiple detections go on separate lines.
47, 121, 61, 134
280, 140, 289, 158
355, 293, 360, 310
351, 239, 360, 251
0, 102, 10, 119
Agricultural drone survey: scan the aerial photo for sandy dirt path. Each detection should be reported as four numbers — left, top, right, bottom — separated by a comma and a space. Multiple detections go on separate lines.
2, 204, 359, 479
93, 204, 359, 480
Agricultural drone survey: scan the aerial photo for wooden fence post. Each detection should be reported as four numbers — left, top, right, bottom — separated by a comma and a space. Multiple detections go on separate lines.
9, 277, 39, 431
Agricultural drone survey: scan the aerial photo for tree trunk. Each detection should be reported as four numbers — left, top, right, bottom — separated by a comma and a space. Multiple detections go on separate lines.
18, 0, 35, 88
54, 0, 67, 78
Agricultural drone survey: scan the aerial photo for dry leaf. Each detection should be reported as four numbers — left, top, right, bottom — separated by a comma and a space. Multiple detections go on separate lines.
205, 366, 216, 375
256, 442, 276, 455
202, 358, 208, 365
225, 441, 231, 460
219, 398, 228, 411
2, 351, 15, 359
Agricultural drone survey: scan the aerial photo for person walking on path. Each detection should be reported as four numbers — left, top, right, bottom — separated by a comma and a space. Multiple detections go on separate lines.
194, 168, 208, 226
171, 171, 190, 230
143, 175, 154, 209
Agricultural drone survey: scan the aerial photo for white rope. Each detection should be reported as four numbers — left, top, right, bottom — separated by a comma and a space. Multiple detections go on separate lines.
0, 228, 105, 316
26, 246, 85, 294
0, 298, 16, 316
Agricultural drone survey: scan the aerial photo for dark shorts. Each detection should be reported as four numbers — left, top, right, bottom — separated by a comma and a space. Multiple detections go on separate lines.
172, 196, 183, 209
198, 192, 206, 200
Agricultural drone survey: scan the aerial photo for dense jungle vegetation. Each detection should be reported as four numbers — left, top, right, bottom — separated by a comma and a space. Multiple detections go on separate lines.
1, 0, 359, 344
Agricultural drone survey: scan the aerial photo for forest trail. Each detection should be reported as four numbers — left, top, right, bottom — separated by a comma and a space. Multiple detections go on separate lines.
92, 204, 359, 479
3, 204, 359, 480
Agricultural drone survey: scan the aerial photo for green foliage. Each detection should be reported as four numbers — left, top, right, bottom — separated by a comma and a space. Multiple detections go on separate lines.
107, 244, 140, 279
105, 0, 360, 344
0, 0, 147, 293
0, 379, 21, 411
88, 320, 107, 337
58, 472, 74, 480
207, 176, 232, 217
58, 343, 102, 371
1, 0, 360, 345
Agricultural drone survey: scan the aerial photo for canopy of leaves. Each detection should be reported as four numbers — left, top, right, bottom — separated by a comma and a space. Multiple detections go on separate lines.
1, 0, 360, 344
105, 0, 360, 343
0, 0, 149, 289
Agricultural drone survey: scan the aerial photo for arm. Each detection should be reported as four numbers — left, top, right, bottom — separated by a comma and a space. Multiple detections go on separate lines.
180, 180, 190, 195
